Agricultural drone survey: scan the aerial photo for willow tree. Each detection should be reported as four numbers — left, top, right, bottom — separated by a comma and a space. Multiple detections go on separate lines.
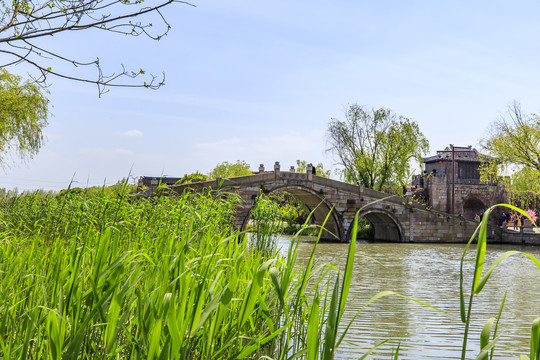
0, 69, 49, 164
481, 102, 540, 173
326, 104, 429, 192
480, 102, 540, 212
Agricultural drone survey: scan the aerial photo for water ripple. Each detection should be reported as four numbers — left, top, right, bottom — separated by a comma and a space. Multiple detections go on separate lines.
281, 237, 540, 359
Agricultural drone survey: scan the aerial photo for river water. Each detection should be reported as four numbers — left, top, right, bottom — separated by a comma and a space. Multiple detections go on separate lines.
277, 235, 540, 360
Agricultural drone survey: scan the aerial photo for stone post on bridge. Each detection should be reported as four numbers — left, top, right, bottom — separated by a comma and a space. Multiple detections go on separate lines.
274, 161, 280, 180
307, 163, 313, 181
258, 164, 265, 173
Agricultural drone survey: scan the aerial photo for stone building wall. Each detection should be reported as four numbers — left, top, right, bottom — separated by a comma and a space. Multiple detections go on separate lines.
422, 172, 506, 220
415, 145, 508, 221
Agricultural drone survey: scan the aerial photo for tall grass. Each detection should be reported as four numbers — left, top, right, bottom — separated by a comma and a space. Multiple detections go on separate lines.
0, 186, 384, 359
5, 184, 540, 359
249, 193, 281, 257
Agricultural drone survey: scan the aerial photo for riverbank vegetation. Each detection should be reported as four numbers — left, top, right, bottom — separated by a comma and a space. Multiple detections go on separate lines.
2, 185, 540, 359
0, 185, 377, 359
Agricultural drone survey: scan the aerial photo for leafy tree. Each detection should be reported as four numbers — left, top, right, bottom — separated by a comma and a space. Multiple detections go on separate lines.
0, 69, 49, 164
511, 166, 540, 193
481, 102, 540, 173
478, 154, 505, 186
295, 159, 331, 178
479, 102, 540, 206
0, 0, 193, 95
176, 172, 208, 184
326, 104, 429, 192
208, 160, 252, 179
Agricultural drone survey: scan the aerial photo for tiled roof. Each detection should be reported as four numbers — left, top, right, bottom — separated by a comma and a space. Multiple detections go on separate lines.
423, 145, 490, 163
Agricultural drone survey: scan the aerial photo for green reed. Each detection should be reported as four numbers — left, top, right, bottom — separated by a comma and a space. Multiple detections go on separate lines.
0, 185, 382, 359
8, 184, 540, 359
249, 193, 281, 257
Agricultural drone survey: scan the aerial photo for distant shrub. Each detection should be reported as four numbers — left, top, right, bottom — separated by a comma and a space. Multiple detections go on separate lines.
176, 172, 208, 184
208, 160, 252, 179
55, 187, 84, 198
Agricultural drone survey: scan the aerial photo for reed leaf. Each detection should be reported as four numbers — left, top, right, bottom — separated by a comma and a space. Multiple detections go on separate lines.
490, 290, 507, 360
481, 318, 496, 350
307, 289, 321, 360
237, 259, 275, 329
531, 317, 540, 360
474, 337, 499, 360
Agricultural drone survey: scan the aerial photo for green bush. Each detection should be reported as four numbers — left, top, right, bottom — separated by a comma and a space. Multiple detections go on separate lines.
176, 172, 208, 184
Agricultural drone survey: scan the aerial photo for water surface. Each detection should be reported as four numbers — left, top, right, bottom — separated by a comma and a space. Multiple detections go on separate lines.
278, 236, 540, 359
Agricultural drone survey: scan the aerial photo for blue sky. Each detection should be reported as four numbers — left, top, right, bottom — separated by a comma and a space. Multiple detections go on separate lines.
3, 0, 540, 190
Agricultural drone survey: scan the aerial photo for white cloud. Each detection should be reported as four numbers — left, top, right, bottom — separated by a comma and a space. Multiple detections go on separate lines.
120, 129, 143, 137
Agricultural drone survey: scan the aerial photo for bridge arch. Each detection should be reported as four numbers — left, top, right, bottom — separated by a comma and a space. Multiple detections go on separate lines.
238, 184, 344, 241
462, 195, 486, 220
350, 208, 404, 242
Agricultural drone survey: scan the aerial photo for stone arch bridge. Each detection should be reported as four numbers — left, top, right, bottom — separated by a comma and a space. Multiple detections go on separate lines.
170, 170, 502, 243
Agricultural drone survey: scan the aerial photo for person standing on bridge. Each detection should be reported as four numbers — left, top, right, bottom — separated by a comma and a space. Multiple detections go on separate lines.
512, 212, 519, 230
312, 164, 316, 175
501, 212, 508, 227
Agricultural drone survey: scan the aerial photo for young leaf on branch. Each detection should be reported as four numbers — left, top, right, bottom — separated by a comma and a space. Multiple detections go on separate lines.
0, 0, 195, 95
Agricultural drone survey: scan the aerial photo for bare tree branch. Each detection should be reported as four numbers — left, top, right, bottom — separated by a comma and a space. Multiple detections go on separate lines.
0, 0, 195, 95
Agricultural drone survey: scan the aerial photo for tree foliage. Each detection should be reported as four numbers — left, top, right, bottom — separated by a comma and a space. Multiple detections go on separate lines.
0, 68, 49, 164
511, 166, 540, 193
478, 154, 505, 186
481, 102, 540, 173
208, 160, 252, 179
295, 159, 331, 178
326, 104, 429, 191
0, 0, 193, 95
176, 172, 208, 184
479, 102, 540, 211
481, 102, 540, 172
56, 178, 137, 198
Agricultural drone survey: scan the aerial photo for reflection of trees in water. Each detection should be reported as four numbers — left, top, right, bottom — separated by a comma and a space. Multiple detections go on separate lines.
355, 218, 374, 241
288, 238, 540, 359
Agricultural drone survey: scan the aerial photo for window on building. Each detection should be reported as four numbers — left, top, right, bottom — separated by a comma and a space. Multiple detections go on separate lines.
458, 163, 480, 179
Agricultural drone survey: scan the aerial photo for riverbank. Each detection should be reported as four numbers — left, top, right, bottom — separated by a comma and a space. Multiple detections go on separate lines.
502, 224, 540, 245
